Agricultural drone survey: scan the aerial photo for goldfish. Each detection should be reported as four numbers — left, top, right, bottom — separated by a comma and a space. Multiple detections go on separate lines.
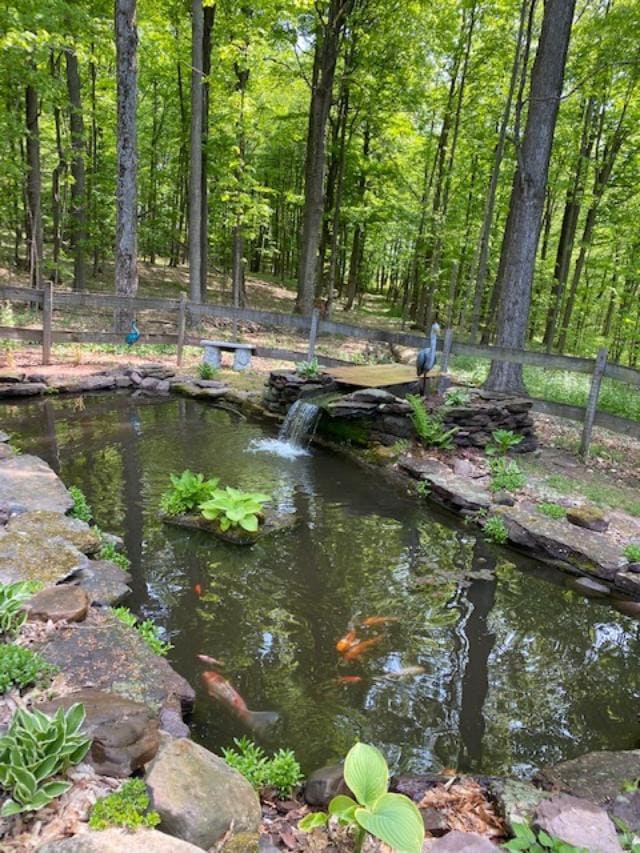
336, 629, 358, 653
360, 616, 400, 627
343, 635, 384, 661
196, 653, 225, 668
379, 666, 426, 680
200, 670, 279, 734
194, 583, 203, 596
336, 675, 364, 685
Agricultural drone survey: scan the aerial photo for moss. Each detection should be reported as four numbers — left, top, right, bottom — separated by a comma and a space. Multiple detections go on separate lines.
317, 415, 372, 446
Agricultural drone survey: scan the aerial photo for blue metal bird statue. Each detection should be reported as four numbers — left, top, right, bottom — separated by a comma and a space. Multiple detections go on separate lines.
125, 320, 140, 346
416, 322, 441, 395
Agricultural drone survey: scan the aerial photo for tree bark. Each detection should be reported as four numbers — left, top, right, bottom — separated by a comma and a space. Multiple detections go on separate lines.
66, 48, 88, 291
115, 0, 139, 328
484, 0, 576, 393
25, 82, 43, 289
200, 4, 215, 301
188, 0, 204, 303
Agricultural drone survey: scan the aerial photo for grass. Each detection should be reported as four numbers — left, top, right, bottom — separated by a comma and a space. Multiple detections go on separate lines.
538, 502, 566, 520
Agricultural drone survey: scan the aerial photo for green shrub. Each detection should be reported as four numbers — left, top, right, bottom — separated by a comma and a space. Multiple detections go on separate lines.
538, 502, 566, 520
111, 607, 173, 657
200, 486, 270, 533
0, 704, 91, 816
0, 644, 57, 695
444, 388, 471, 406
296, 358, 320, 379
486, 429, 523, 457
299, 742, 424, 852
484, 516, 509, 544
89, 779, 160, 830
197, 361, 218, 381
503, 820, 586, 851
624, 544, 640, 563
406, 395, 458, 449
159, 469, 220, 517
222, 737, 303, 798
489, 457, 526, 492
68, 486, 93, 523
0, 580, 39, 637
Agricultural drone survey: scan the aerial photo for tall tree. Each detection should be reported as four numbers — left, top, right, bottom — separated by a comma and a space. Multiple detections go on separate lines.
484, 0, 576, 393
189, 0, 204, 303
25, 81, 43, 289
66, 48, 87, 291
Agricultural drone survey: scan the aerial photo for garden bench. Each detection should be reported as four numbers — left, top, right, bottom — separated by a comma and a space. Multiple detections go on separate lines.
200, 339, 256, 371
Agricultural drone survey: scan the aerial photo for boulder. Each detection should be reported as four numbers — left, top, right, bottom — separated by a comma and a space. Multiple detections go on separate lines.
611, 789, 640, 832
6, 509, 101, 554
536, 749, 640, 806
534, 794, 621, 852
399, 456, 490, 512
426, 830, 496, 851
0, 527, 89, 585
0, 453, 73, 514
0, 430, 9, 441
393, 773, 452, 803
567, 576, 611, 598
67, 559, 132, 606
615, 572, 640, 598
0, 443, 15, 460
488, 778, 550, 832
0, 381, 47, 397
146, 737, 261, 848
613, 599, 640, 618
38, 688, 159, 777
0, 371, 25, 383
567, 506, 609, 533
304, 764, 349, 806
37, 828, 203, 852
492, 490, 515, 507
27, 585, 90, 623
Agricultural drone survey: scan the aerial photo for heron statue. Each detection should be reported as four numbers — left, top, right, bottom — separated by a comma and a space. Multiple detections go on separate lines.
125, 320, 140, 346
416, 322, 441, 395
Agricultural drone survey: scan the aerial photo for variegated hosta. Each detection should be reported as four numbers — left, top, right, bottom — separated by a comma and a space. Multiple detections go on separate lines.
0, 703, 91, 816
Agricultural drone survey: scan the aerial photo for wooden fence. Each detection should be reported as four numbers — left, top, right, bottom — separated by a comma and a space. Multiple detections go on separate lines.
1, 283, 639, 455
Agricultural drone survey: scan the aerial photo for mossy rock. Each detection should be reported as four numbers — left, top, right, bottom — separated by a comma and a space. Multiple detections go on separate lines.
317, 414, 372, 446
161, 510, 296, 546
566, 505, 609, 533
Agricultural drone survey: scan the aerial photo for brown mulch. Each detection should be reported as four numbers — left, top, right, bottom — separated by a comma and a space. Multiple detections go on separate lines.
419, 778, 506, 839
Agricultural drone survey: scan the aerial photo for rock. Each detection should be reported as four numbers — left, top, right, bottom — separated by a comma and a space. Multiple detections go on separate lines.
37, 828, 203, 852
304, 764, 349, 806
0, 526, 89, 585
0, 430, 10, 441
130, 371, 143, 385
68, 559, 132, 606
6, 509, 101, 554
116, 375, 132, 388
146, 736, 261, 848
155, 380, 170, 395
499, 503, 625, 578
421, 806, 449, 837
492, 490, 515, 507
426, 830, 497, 851
627, 562, 640, 575
0, 443, 15, 460
611, 789, 640, 832
567, 575, 611, 598
0, 381, 47, 397
615, 572, 640, 597
489, 778, 550, 832
367, 444, 400, 466
27, 585, 90, 623
536, 750, 640, 806
351, 388, 398, 403
221, 832, 261, 851
195, 379, 227, 389
393, 774, 452, 802
141, 377, 159, 390
0, 370, 25, 383
399, 456, 490, 512
567, 506, 609, 533
37, 609, 194, 722
0, 453, 73, 514
534, 794, 621, 852
53, 375, 117, 394
613, 599, 640, 618
38, 688, 160, 777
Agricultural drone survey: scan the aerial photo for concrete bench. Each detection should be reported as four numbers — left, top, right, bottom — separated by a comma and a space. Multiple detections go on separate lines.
200, 339, 256, 371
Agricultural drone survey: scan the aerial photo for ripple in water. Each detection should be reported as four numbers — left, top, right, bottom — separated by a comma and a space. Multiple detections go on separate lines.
248, 438, 311, 459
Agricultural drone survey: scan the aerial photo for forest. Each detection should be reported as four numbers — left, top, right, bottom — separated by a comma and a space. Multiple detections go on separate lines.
1, 0, 639, 386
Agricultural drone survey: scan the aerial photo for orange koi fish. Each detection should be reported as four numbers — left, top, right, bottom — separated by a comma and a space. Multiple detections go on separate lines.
360, 616, 400, 627
336, 629, 358, 653
343, 635, 384, 661
196, 653, 225, 668
200, 670, 279, 734
194, 583, 203, 596
336, 675, 364, 685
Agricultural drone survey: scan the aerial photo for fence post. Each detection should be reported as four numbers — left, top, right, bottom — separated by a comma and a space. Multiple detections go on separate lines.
437, 327, 454, 394
308, 308, 319, 360
176, 292, 187, 367
42, 282, 53, 365
579, 347, 608, 458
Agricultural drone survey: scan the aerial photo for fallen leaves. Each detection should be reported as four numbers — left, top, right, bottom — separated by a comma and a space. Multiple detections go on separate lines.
419, 777, 506, 839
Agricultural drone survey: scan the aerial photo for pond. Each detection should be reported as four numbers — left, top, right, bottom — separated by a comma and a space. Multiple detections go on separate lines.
3, 392, 640, 778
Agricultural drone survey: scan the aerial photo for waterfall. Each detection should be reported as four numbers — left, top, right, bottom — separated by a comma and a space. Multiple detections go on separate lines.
279, 400, 320, 445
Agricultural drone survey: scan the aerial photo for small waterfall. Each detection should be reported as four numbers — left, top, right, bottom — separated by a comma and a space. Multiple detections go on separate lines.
279, 400, 320, 445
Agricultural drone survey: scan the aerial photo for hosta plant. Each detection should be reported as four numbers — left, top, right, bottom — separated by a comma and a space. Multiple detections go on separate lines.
200, 486, 270, 533
296, 358, 321, 379
159, 470, 220, 517
0, 704, 91, 816
0, 580, 39, 636
299, 742, 424, 852
486, 429, 523, 456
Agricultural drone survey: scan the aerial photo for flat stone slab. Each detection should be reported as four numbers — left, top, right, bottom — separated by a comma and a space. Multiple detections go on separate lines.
400, 456, 491, 512
39, 828, 204, 852
534, 794, 622, 852
499, 503, 625, 578
0, 528, 89, 585
0, 453, 73, 514
162, 509, 296, 546
27, 585, 90, 623
36, 609, 194, 722
170, 381, 229, 400
426, 830, 497, 851
536, 749, 640, 806
68, 559, 132, 606
0, 381, 47, 397
489, 778, 550, 832
6, 509, 100, 554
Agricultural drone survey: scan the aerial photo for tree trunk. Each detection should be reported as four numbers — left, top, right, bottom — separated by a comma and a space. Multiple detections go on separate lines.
188, 0, 204, 303
200, 4, 215, 300
66, 48, 88, 291
25, 83, 43, 289
231, 60, 249, 310
115, 0, 138, 329
484, 0, 576, 393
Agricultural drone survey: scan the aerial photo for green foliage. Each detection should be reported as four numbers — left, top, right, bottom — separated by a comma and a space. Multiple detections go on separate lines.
484, 516, 509, 545
487, 429, 523, 456
159, 469, 220, 517
197, 361, 218, 381
296, 358, 321, 379
538, 502, 566, 520
222, 737, 303, 798
299, 743, 424, 853
0, 580, 39, 637
613, 816, 640, 852
502, 820, 586, 852
200, 486, 270, 533
623, 544, 640, 562
89, 779, 161, 830
416, 481, 431, 498
111, 607, 173, 656
0, 704, 91, 816
489, 458, 526, 493
406, 395, 457, 449
68, 485, 93, 523
0, 644, 56, 695
97, 538, 131, 572
444, 388, 471, 406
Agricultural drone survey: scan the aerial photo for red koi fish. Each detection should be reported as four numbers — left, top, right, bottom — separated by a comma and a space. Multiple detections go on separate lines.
360, 616, 400, 627
336, 629, 358, 653
336, 675, 363, 685
200, 671, 279, 734
196, 653, 225, 668
343, 635, 384, 662
194, 583, 203, 596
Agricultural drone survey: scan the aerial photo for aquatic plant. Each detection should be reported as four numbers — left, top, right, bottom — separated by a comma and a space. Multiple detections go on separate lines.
296, 357, 321, 379
0, 644, 57, 695
0, 580, 39, 636
538, 502, 566, 520
406, 395, 457, 449
299, 742, 424, 852
68, 485, 93, 523
89, 779, 160, 830
0, 704, 91, 816
444, 388, 471, 406
489, 457, 526, 492
486, 429, 523, 456
197, 361, 218, 380
484, 516, 509, 545
159, 469, 220, 517
111, 607, 173, 656
222, 736, 303, 797
502, 821, 587, 852
200, 486, 270, 533
97, 536, 131, 572
623, 544, 640, 563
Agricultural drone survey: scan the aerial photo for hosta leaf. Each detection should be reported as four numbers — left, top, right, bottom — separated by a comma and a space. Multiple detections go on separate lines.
329, 794, 358, 824
67, 739, 91, 765
344, 743, 388, 807
40, 780, 71, 798
239, 514, 259, 532
64, 703, 86, 735
12, 766, 37, 798
32, 753, 59, 782
1, 799, 23, 817
355, 794, 424, 853
298, 811, 328, 831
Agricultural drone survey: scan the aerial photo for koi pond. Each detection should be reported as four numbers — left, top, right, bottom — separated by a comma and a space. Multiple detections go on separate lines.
4, 392, 640, 778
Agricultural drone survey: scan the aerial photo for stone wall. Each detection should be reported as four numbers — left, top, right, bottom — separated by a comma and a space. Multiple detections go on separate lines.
262, 369, 337, 415
441, 390, 537, 452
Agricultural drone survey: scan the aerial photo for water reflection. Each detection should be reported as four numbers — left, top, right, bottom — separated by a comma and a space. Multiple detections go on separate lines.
4, 393, 640, 776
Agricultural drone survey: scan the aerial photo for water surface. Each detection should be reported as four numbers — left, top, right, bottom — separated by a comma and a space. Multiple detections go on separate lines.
3, 393, 640, 777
